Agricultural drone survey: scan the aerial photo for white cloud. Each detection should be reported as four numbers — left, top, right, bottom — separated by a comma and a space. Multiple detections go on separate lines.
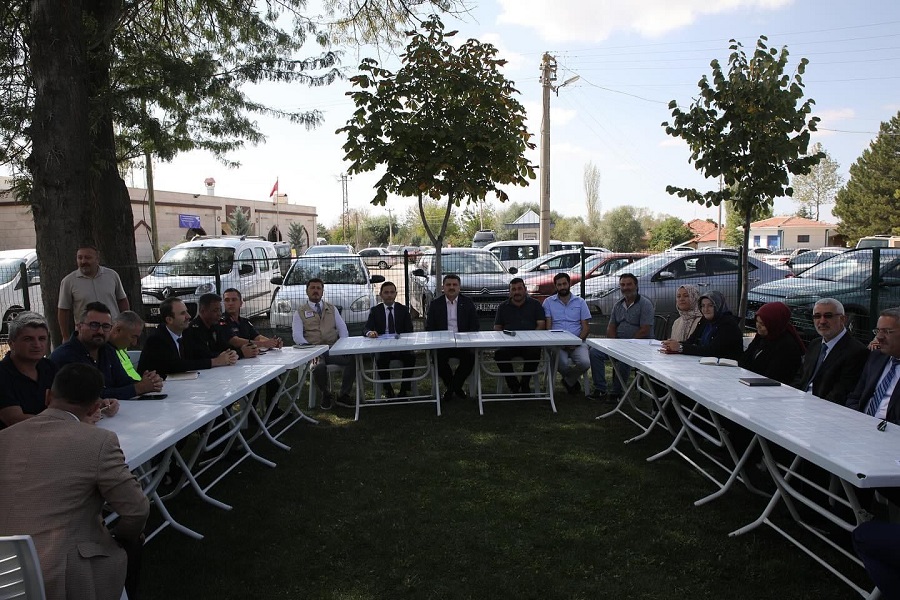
522, 101, 577, 128
658, 137, 686, 148
496, 0, 793, 43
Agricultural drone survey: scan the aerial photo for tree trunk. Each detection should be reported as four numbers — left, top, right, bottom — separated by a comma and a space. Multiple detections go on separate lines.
27, 0, 94, 347
738, 206, 753, 329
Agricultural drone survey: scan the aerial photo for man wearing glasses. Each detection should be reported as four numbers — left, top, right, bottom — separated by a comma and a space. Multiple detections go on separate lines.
847, 307, 900, 425
51, 301, 164, 400
795, 298, 868, 403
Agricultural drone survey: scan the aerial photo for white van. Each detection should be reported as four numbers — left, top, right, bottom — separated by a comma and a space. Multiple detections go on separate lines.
141, 236, 281, 322
0, 249, 42, 333
482, 240, 584, 269
856, 235, 900, 249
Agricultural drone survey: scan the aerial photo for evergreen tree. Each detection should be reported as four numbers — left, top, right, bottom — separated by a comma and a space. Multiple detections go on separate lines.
227, 207, 252, 236
833, 112, 900, 242
288, 222, 309, 254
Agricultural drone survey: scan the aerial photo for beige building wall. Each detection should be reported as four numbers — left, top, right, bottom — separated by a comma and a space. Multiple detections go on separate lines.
0, 180, 317, 263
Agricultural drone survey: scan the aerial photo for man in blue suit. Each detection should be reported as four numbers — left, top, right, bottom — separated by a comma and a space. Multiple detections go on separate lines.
846, 307, 900, 425
425, 273, 479, 402
364, 281, 415, 398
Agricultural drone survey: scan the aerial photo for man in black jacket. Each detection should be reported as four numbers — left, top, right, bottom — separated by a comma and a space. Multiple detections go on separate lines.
795, 298, 868, 402
364, 281, 415, 398
847, 307, 900, 425
425, 273, 479, 402
137, 297, 237, 377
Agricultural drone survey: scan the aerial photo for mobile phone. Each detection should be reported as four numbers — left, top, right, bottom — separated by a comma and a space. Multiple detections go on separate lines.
137, 393, 168, 400
502, 330, 516, 336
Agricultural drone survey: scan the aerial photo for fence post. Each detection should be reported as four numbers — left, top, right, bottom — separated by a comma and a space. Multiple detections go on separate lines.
869, 247, 882, 332
403, 250, 410, 308
580, 246, 586, 297
18, 262, 30, 311
214, 257, 222, 294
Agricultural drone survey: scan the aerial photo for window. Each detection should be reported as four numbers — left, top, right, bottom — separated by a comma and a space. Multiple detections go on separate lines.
753, 236, 761, 246
252, 247, 272, 271
797, 235, 810, 243
237, 249, 255, 276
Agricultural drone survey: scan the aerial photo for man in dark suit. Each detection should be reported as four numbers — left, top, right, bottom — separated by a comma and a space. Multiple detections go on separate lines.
425, 273, 479, 402
795, 298, 868, 402
137, 297, 237, 377
364, 281, 415, 398
847, 307, 900, 425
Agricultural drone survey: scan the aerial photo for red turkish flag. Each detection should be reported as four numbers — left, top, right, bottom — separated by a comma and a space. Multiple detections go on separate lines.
269, 179, 279, 198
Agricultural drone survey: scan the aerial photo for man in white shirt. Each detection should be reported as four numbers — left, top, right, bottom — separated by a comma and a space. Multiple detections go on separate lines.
292, 277, 355, 410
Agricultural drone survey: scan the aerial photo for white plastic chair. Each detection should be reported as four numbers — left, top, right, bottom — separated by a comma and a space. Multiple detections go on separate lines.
0, 535, 47, 600
372, 358, 419, 399
126, 350, 141, 364
307, 363, 345, 408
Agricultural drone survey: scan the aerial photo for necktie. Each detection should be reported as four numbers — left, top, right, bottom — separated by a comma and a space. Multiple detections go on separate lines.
315, 302, 322, 316
387, 305, 395, 334
865, 358, 900, 417
176, 337, 185, 359
807, 342, 829, 392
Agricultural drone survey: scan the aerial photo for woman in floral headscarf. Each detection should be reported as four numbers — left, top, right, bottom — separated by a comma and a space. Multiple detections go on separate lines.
739, 301, 806, 384
669, 284, 703, 342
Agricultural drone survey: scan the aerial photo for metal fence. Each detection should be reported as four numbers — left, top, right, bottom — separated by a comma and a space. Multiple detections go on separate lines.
7, 248, 896, 346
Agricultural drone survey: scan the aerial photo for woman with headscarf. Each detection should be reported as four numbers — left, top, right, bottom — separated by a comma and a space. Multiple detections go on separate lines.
669, 284, 702, 342
662, 290, 743, 360
739, 301, 806, 384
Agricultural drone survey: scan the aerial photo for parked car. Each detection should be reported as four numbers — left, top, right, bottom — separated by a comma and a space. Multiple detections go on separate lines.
400, 246, 422, 263
358, 247, 398, 269
583, 250, 789, 321
516, 248, 603, 275
305, 244, 354, 255
409, 248, 516, 318
141, 236, 281, 322
0, 249, 42, 333
482, 240, 585, 270
856, 235, 900, 249
472, 230, 496, 248
524, 252, 647, 303
761, 247, 810, 266
746, 248, 900, 340
784, 247, 848, 275
748, 247, 773, 257
269, 254, 385, 335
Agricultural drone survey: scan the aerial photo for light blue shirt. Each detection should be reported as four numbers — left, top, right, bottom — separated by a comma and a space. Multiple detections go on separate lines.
543, 294, 591, 337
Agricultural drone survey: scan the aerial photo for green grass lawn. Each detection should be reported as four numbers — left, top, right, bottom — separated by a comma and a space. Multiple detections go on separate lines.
141, 389, 866, 599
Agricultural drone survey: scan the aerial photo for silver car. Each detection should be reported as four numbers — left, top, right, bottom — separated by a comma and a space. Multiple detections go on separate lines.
358, 247, 398, 269
583, 250, 789, 319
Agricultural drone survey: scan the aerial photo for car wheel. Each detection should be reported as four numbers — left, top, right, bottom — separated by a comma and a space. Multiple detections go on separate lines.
2, 306, 24, 334
378, 260, 388, 269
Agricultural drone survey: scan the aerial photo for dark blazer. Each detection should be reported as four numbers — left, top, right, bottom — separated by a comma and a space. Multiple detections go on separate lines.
739, 332, 804, 385
846, 352, 900, 425
137, 324, 214, 377
364, 302, 414, 335
425, 294, 479, 332
795, 332, 869, 403
680, 314, 743, 361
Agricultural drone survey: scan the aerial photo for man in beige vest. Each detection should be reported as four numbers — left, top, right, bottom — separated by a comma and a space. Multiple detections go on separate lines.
291, 277, 355, 410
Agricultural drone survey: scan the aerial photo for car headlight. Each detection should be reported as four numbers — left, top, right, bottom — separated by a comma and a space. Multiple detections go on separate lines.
599, 287, 618, 298
527, 284, 540, 293
274, 299, 293, 314
195, 282, 214, 295
350, 295, 371, 312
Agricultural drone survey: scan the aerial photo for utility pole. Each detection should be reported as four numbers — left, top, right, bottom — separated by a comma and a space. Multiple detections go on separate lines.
386, 207, 394, 246
538, 54, 579, 256
339, 173, 350, 241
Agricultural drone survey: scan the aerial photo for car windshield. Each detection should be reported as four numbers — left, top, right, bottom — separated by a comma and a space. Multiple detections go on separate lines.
284, 258, 368, 285
0, 258, 24, 285
518, 253, 566, 272
797, 251, 881, 283
153, 247, 234, 276
307, 245, 350, 255
573, 253, 612, 273
431, 253, 507, 275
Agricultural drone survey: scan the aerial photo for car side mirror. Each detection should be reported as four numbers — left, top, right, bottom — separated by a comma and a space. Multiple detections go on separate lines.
657, 271, 676, 281
370, 274, 386, 284
538, 264, 549, 271
239, 263, 254, 275
271, 276, 284, 285
412, 268, 425, 277
508, 267, 518, 275
147, 266, 155, 275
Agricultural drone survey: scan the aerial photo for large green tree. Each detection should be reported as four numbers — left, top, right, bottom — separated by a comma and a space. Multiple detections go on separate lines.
791, 142, 843, 221
597, 206, 645, 252
833, 112, 900, 242
662, 36, 822, 324
648, 217, 693, 251
1, 0, 462, 344
338, 15, 536, 288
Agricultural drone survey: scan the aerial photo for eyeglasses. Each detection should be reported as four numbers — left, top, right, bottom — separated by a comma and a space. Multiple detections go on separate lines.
811, 312, 840, 320
872, 328, 897, 336
82, 321, 112, 332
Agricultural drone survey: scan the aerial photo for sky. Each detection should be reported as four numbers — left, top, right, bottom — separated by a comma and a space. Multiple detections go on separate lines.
138, 0, 900, 231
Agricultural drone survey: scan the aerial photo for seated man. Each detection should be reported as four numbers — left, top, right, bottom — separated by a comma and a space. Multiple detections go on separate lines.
0, 363, 149, 600
0, 312, 57, 429
426, 273, 479, 403
364, 281, 415, 398
108, 310, 150, 382
846, 307, 900, 424
542, 273, 591, 394
588, 273, 654, 401
493, 277, 546, 393
218, 287, 284, 358
292, 277, 356, 410
51, 301, 163, 399
138, 297, 238, 377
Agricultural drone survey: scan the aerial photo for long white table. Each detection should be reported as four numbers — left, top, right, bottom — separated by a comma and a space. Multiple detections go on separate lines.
330, 331, 455, 420
587, 337, 900, 598
456, 330, 581, 414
